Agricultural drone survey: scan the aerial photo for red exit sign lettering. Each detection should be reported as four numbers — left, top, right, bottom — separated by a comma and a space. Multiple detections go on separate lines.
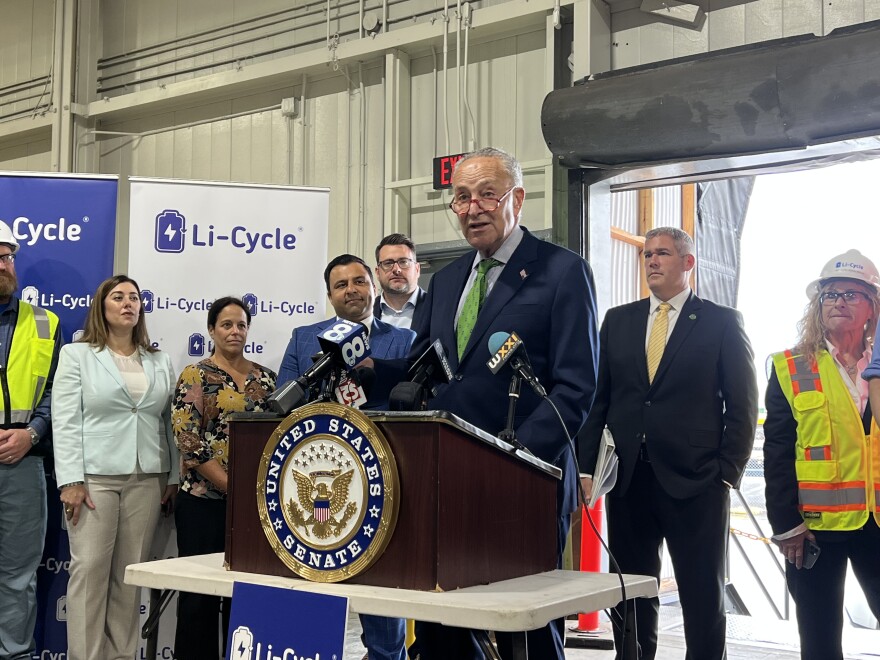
432, 153, 466, 190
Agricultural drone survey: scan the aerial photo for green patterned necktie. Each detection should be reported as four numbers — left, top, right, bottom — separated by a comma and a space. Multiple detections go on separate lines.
456, 258, 501, 359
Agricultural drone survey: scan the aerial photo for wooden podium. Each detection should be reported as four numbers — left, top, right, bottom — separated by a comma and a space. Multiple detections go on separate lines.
225, 410, 560, 591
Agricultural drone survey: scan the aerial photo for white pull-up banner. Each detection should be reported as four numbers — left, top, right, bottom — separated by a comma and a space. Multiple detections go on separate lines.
127, 178, 330, 376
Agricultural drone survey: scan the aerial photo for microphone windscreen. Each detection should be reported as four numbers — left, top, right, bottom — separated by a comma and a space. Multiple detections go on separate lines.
268, 379, 308, 415
354, 367, 376, 398
488, 331, 511, 355
389, 382, 424, 411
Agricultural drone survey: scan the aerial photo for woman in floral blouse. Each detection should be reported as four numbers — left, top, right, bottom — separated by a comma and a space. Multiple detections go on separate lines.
172, 296, 276, 659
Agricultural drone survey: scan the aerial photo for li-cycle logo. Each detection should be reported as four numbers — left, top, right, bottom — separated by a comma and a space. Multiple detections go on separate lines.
21, 285, 93, 311
230, 625, 326, 660
154, 210, 297, 255
0, 215, 88, 247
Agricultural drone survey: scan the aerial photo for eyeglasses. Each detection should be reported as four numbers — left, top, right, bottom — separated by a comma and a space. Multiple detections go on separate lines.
819, 290, 870, 305
449, 187, 516, 216
0, 254, 15, 264
377, 258, 415, 272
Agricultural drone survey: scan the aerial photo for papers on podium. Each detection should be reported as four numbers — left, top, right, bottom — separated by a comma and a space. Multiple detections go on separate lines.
588, 427, 619, 509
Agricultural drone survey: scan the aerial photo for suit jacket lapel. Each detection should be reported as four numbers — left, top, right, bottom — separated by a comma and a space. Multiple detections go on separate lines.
460, 231, 538, 363
441, 257, 474, 369
633, 299, 651, 388
138, 351, 157, 407
369, 319, 391, 356
649, 292, 702, 389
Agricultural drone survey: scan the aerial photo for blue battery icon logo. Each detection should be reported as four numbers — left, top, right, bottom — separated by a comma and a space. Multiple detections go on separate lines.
242, 293, 258, 316
188, 333, 206, 357
141, 289, 154, 313
155, 210, 186, 253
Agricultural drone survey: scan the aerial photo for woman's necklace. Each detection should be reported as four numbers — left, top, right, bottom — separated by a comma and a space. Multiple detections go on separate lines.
840, 355, 859, 377
213, 355, 249, 387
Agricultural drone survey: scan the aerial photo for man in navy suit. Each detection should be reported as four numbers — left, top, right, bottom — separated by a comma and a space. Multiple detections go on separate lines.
278, 253, 414, 660
373, 233, 426, 330
579, 228, 757, 660
406, 147, 599, 659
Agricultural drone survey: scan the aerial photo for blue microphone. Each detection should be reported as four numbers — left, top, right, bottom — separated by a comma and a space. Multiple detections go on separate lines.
317, 320, 372, 369
486, 331, 547, 397
268, 320, 372, 415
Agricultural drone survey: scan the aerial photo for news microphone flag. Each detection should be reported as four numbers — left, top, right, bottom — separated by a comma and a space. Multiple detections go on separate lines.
487, 331, 522, 374
486, 330, 547, 397
317, 320, 372, 370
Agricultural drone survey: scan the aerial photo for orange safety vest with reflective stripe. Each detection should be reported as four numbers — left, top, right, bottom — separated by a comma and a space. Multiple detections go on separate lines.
772, 349, 880, 531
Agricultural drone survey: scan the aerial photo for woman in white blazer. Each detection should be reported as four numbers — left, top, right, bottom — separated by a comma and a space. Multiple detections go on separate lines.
53, 275, 177, 660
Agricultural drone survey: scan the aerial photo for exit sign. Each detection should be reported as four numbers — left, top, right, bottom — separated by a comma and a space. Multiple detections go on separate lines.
433, 153, 466, 189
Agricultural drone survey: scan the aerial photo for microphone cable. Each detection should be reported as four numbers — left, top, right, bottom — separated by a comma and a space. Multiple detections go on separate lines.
542, 393, 629, 640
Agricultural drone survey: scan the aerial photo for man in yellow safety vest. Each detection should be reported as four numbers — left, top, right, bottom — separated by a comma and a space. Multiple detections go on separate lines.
0, 220, 63, 659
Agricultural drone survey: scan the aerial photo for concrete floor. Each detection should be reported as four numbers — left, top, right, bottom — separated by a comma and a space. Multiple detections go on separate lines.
342, 607, 880, 659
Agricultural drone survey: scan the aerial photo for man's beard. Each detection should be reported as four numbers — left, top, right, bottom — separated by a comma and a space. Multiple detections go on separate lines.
383, 280, 412, 295
0, 271, 18, 299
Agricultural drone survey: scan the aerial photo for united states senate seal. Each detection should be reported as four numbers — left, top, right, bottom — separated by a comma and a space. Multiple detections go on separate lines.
256, 402, 400, 582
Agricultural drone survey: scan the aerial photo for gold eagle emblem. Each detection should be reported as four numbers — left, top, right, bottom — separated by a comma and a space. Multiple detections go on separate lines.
287, 468, 357, 539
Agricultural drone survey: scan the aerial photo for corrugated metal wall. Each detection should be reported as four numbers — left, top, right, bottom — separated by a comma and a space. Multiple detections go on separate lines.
1, 0, 879, 268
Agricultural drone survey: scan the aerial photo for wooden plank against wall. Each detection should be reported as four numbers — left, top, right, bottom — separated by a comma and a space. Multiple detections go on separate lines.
610, 226, 645, 249
638, 188, 654, 298
681, 183, 696, 291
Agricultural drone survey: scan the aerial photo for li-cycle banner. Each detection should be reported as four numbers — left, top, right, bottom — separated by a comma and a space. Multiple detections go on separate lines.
227, 582, 348, 660
0, 173, 117, 342
127, 178, 330, 378
0, 171, 118, 655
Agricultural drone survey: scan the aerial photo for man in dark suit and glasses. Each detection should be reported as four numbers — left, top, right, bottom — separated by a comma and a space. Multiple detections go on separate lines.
373, 233, 426, 330
579, 227, 758, 660
401, 146, 599, 659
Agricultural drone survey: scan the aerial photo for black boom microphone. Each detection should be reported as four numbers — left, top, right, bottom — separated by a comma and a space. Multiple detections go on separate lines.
389, 339, 453, 411
267, 351, 336, 415
408, 338, 453, 393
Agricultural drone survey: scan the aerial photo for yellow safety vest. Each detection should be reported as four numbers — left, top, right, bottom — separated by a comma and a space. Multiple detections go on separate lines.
1, 301, 59, 425
772, 350, 880, 531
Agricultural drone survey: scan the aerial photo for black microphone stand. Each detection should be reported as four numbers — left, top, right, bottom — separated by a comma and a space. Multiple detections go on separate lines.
498, 373, 528, 452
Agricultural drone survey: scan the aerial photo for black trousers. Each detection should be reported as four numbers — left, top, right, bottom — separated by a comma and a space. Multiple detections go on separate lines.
173, 491, 229, 660
410, 512, 570, 659
786, 521, 880, 660
607, 459, 729, 660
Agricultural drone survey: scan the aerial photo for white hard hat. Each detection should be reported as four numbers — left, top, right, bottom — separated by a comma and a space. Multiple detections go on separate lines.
806, 249, 880, 298
0, 220, 19, 254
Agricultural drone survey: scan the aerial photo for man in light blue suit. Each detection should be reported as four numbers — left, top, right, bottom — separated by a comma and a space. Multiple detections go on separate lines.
277, 253, 413, 660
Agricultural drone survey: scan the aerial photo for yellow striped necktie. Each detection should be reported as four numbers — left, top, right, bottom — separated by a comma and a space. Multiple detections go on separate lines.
646, 302, 671, 384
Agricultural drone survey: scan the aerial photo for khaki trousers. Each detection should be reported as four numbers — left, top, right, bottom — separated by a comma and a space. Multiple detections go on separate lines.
66, 472, 165, 660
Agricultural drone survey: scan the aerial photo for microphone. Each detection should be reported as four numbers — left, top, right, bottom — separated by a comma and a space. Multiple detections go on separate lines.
317, 320, 372, 369
268, 351, 335, 415
390, 339, 454, 411
407, 339, 453, 394
389, 382, 425, 411
269, 320, 374, 415
334, 365, 375, 409
486, 331, 547, 398
353, 366, 376, 399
